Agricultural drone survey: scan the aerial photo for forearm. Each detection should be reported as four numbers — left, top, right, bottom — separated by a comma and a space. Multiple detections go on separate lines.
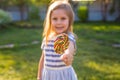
65, 41, 75, 56
61, 41, 75, 65
37, 52, 44, 80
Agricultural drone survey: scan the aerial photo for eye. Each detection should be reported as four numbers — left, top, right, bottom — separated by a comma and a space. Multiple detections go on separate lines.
61, 17, 66, 20
52, 17, 57, 20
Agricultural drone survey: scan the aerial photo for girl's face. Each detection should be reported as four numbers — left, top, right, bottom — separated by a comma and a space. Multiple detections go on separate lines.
51, 9, 69, 34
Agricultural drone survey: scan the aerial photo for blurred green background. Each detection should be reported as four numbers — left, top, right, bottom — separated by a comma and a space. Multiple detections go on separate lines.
0, 0, 120, 80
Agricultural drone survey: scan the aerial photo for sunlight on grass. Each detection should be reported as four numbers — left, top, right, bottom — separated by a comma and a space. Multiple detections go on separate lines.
85, 61, 120, 73
92, 26, 107, 31
84, 61, 120, 79
0, 53, 22, 80
0, 26, 42, 45
0, 54, 15, 70
73, 24, 120, 79
92, 26, 120, 31
0, 22, 120, 80
106, 74, 120, 79
0, 45, 40, 80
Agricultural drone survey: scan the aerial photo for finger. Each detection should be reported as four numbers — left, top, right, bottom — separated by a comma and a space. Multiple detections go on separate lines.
64, 58, 73, 66
61, 54, 73, 66
67, 57, 73, 65
65, 60, 72, 66
63, 58, 68, 65
67, 54, 73, 61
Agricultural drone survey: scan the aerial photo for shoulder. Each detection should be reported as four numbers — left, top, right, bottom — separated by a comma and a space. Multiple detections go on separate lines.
68, 32, 76, 42
68, 32, 77, 53
41, 37, 46, 50
42, 37, 46, 43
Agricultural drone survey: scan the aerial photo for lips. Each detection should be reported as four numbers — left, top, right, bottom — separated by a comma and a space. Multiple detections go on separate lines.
55, 27, 64, 30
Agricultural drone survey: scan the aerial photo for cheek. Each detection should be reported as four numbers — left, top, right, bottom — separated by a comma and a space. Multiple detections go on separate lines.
50, 22, 55, 30
51, 21, 56, 28
64, 20, 69, 28
51, 20, 54, 25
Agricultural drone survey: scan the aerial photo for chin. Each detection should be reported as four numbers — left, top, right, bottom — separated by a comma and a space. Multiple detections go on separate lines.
56, 32, 63, 34
57, 31, 68, 34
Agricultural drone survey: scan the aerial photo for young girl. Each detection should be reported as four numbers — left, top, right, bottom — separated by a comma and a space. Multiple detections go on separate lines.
37, 0, 77, 80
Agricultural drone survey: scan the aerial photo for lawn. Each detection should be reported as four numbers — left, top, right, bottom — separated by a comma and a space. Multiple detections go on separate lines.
0, 21, 120, 80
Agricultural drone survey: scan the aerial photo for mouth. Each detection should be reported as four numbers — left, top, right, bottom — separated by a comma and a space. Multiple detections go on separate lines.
55, 27, 64, 30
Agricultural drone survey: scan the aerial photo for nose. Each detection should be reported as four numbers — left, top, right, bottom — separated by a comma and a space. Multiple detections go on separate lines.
56, 19, 62, 24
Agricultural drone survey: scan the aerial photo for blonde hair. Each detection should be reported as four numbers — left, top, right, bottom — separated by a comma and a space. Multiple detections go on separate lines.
43, 0, 74, 43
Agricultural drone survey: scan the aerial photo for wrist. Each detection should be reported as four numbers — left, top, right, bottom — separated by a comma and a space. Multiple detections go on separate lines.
37, 77, 41, 80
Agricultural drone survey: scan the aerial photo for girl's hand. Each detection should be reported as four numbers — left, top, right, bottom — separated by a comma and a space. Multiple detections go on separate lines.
60, 40, 75, 66
60, 52, 73, 66
37, 77, 41, 80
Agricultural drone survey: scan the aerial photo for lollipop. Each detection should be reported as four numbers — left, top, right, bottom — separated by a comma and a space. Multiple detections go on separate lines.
54, 33, 69, 54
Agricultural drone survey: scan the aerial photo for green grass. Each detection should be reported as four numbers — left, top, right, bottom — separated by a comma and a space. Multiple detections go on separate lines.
0, 45, 41, 80
0, 25, 42, 45
0, 22, 120, 80
73, 22, 120, 80
13, 20, 43, 28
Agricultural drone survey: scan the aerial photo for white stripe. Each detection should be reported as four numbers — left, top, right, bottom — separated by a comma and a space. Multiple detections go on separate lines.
45, 61, 65, 67
45, 56, 61, 60
44, 46, 54, 50
45, 52, 61, 56
44, 65, 72, 70
45, 61, 65, 65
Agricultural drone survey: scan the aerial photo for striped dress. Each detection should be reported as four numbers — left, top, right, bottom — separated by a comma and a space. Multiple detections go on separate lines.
41, 33, 77, 80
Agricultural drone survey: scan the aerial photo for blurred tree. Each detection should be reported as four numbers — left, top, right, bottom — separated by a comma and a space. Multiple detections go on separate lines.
0, 0, 50, 21
0, 0, 30, 20
110, 0, 120, 21
0, 0, 8, 10
101, 0, 109, 22
116, 0, 120, 21
101, 0, 120, 22
30, 0, 50, 6
12, 0, 29, 20
15, 0, 51, 20
0, 9, 12, 28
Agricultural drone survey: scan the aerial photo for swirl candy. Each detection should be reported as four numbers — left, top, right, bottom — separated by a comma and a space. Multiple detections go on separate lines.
54, 33, 69, 54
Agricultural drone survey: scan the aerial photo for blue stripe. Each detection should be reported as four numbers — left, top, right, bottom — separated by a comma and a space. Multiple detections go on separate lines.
46, 59, 62, 62
47, 44, 54, 47
45, 64, 66, 67
69, 38, 76, 43
69, 35, 75, 40
45, 49, 55, 52
68, 34, 76, 43
48, 40, 54, 42
46, 54, 60, 57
